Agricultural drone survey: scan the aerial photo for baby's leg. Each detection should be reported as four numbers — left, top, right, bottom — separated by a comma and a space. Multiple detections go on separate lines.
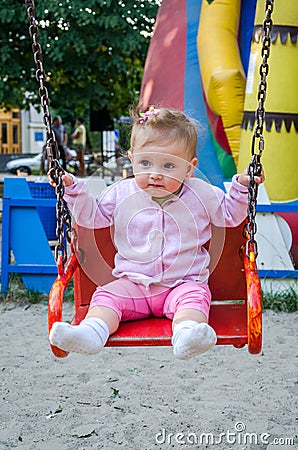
49, 278, 152, 355
164, 282, 217, 360
49, 306, 118, 355
172, 308, 217, 360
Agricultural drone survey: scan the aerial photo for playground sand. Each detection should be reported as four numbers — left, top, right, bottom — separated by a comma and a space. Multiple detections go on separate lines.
0, 302, 297, 450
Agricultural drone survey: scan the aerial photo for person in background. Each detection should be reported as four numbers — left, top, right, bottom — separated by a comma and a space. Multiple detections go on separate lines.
40, 144, 48, 175
51, 116, 68, 170
71, 117, 86, 176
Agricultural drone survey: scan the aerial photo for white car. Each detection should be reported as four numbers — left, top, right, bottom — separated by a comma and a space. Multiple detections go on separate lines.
5, 150, 104, 177
5, 153, 44, 175
5, 149, 82, 175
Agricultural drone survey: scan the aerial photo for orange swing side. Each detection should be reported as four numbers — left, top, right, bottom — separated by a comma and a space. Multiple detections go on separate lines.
48, 221, 262, 357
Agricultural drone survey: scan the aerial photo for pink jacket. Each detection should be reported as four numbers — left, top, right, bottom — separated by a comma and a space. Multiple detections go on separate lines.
64, 176, 248, 287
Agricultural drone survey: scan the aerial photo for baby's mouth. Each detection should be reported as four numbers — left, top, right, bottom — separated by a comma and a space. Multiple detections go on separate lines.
148, 183, 164, 188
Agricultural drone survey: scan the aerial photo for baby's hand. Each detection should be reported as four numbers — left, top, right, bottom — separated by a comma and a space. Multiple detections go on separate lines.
48, 171, 74, 188
237, 169, 265, 187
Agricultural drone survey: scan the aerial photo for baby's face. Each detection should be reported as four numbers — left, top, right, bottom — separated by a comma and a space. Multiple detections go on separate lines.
129, 140, 197, 198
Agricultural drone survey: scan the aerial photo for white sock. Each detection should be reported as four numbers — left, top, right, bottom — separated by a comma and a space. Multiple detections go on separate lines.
172, 320, 217, 360
49, 317, 109, 355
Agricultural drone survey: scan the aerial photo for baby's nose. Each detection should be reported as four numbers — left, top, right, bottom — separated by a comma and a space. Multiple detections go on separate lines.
149, 171, 162, 179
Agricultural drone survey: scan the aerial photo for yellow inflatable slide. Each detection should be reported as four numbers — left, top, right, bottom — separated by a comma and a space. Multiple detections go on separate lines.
237, 0, 298, 202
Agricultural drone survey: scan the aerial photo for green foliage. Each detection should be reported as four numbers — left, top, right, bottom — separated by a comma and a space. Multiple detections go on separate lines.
262, 287, 298, 313
0, 274, 47, 304
0, 273, 74, 305
0, 0, 160, 120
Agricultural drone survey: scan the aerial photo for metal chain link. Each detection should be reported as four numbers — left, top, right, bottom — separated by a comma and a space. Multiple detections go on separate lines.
245, 0, 274, 259
24, 0, 72, 263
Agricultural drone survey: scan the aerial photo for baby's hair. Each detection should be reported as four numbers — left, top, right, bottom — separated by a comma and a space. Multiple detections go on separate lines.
130, 105, 199, 159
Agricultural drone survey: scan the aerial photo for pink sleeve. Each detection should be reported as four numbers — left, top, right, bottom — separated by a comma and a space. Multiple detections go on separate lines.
208, 175, 248, 228
63, 178, 116, 229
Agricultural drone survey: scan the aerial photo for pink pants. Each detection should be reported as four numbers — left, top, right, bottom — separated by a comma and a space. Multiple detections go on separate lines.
89, 278, 212, 322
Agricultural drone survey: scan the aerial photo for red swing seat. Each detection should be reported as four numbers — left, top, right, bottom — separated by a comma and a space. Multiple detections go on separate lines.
48, 220, 262, 356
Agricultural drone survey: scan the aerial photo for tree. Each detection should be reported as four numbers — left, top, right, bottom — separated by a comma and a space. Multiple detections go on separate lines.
0, 0, 160, 121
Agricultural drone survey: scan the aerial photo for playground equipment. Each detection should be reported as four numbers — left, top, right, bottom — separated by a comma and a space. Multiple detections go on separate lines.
198, 0, 245, 176
23, 0, 277, 358
1, 178, 57, 294
238, 0, 298, 202
48, 222, 262, 358
237, 1, 298, 272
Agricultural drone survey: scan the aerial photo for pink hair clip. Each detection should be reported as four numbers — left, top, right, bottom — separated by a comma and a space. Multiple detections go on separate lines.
139, 106, 160, 124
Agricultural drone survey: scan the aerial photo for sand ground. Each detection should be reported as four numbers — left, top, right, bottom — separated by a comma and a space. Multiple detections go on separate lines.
0, 302, 297, 450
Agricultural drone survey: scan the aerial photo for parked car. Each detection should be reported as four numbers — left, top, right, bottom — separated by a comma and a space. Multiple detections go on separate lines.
5, 153, 44, 175
5, 150, 130, 178
5, 150, 80, 176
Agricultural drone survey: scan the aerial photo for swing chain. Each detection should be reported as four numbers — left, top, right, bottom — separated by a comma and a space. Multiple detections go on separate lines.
245, 0, 274, 259
52, 162, 72, 262
254, 0, 273, 141
25, 0, 57, 161
24, 0, 72, 263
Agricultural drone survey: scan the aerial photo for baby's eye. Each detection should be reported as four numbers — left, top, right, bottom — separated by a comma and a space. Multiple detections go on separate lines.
163, 162, 175, 169
140, 160, 151, 167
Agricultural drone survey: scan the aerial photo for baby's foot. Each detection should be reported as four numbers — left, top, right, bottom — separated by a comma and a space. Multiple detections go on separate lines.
172, 321, 217, 360
49, 318, 109, 355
